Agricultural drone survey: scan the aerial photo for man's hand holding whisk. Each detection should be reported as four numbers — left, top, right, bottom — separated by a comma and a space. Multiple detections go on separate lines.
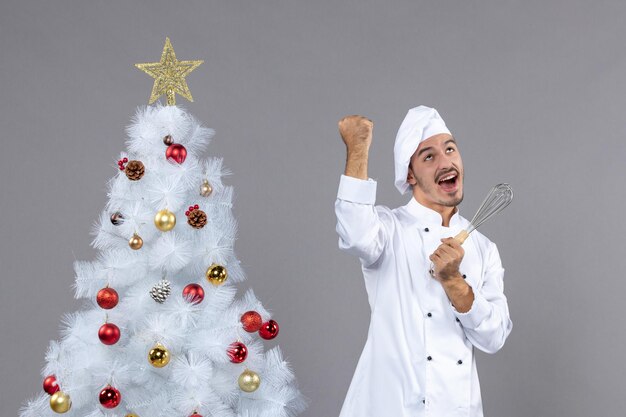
430, 237, 475, 313
430, 237, 465, 282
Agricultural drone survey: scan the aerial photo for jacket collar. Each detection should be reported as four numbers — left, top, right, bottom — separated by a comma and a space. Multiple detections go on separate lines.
404, 196, 463, 228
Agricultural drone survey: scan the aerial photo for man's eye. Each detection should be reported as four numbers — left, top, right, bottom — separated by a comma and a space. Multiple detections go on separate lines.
446, 147, 455, 153
424, 154, 433, 161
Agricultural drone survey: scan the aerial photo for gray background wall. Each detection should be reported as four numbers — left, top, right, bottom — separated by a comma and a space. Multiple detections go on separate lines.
1, 1, 625, 416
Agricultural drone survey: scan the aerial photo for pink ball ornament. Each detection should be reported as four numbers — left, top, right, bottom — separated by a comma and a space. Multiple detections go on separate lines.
98, 323, 121, 345
240, 311, 263, 333
166, 143, 187, 164
182, 283, 205, 304
43, 375, 60, 395
259, 319, 279, 340
96, 287, 119, 309
99, 385, 121, 408
227, 342, 248, 363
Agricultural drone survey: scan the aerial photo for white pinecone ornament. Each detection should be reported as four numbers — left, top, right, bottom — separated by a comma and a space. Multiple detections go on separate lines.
150, 279, 171, 303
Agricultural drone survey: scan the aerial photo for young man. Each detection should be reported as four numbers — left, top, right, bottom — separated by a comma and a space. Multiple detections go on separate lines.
334, 106, 512, 417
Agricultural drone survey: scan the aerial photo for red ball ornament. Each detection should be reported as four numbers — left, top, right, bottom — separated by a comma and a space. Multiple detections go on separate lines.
96, 287, 119, 309
240, 311, 263, 332
190, 413, 203, 417
43, 375, 59, 395
166, 143, 187, 164
227, 342, 248, 363
182, 283, 205, 304
98, 323, 121, 345
259, 320, 279, 340
99, 385, 121, 408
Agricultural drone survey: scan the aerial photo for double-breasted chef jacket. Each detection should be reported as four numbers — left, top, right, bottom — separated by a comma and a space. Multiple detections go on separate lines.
335, 175, 513, 417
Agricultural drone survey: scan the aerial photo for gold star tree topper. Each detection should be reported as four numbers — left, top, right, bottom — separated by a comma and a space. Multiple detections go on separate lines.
135, 37, 203, 106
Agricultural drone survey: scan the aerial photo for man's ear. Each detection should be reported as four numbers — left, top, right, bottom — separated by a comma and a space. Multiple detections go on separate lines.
406, 163, 416, 185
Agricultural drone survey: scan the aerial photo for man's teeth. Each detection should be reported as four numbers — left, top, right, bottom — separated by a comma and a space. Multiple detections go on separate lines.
439, 174, 456, 183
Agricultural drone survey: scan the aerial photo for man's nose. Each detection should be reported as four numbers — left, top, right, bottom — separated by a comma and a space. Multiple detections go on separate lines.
438, 156, 455, 170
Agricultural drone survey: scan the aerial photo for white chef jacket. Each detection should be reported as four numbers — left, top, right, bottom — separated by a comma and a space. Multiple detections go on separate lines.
335, 175, 512, 417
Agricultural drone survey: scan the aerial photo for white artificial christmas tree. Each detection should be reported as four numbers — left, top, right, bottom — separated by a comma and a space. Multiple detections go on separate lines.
20, 38, 306, 417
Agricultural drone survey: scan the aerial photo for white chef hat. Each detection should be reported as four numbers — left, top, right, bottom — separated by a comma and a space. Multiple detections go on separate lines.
394, 105, 451, 194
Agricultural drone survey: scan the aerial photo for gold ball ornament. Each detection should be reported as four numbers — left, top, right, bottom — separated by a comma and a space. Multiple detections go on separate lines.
148, 343, 170, 368
129, 233, 143, 250
206, 263, 228, 286
50, 391, 72, 413
238, 369, 261, 392
125, 414, 140, 417
154, 209, 176, 232
200, 179, 213, 197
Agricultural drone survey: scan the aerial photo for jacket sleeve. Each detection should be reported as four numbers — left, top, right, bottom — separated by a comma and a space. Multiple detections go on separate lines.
334, 175, 389, 267
453, 242, 513, 354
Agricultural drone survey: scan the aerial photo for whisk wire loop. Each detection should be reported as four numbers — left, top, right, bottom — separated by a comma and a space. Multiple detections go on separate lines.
432, 183, 513, 277
466, 183, 513, 235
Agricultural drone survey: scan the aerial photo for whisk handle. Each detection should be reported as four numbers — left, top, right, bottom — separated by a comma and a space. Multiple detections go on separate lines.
454, 230, 470, 244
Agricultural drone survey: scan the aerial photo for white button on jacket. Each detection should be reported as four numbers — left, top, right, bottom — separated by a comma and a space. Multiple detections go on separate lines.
335, 175, 513, 417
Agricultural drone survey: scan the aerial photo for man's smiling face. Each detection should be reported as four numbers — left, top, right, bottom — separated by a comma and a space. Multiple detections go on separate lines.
407, 133, 464, 210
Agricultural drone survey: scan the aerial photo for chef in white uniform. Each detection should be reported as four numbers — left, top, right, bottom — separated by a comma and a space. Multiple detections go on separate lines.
335, 106, 512, 417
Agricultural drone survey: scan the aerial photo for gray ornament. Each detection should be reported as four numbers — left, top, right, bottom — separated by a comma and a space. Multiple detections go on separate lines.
150, 279, 171, 303
110, 211, 124, 225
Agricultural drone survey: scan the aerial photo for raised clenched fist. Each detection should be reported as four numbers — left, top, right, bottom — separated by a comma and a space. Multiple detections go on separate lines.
338, 115, 373, 152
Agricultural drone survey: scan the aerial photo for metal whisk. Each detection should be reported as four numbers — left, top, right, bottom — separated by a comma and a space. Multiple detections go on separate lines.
454, 183, 513, 244
429, 183, 513, 276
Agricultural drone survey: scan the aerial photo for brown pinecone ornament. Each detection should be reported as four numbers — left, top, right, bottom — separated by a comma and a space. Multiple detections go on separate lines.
125, 160, 145, 181
187, 209, 207, 229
